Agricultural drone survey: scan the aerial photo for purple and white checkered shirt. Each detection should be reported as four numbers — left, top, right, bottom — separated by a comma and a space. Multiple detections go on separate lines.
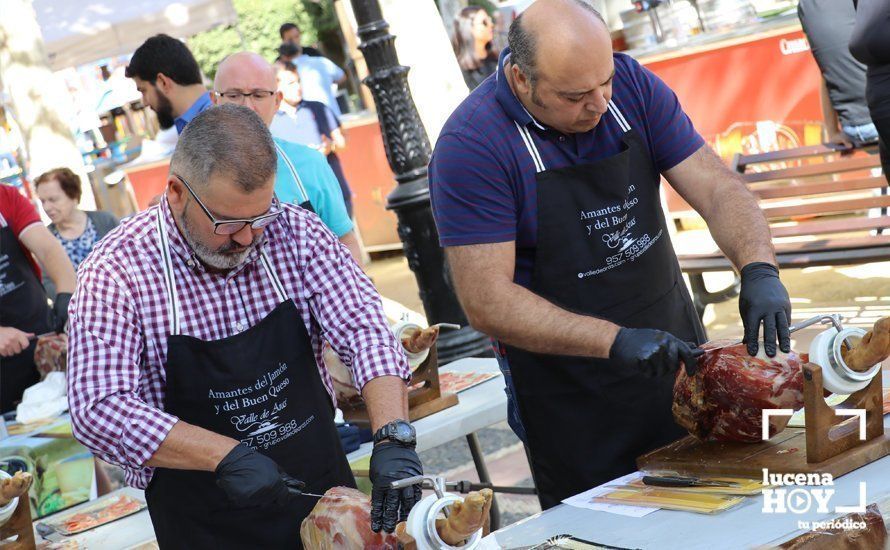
67, 199, 409, 489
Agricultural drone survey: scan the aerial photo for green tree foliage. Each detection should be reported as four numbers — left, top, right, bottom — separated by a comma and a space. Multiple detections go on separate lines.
188, 0, 339, 81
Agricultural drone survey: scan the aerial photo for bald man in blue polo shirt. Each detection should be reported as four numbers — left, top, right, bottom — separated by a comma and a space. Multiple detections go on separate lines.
430, 0, 792, 509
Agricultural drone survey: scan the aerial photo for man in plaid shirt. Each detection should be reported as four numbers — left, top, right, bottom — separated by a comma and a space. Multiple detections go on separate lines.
67, 104, 422, 547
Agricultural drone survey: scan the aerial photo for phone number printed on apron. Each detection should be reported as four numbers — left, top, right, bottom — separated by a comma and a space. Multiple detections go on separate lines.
578, 183, 661, 278
578, 229, 662, 279
208, 362, 313, 450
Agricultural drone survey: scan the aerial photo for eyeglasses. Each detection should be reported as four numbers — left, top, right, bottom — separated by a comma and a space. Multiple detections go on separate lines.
213, 90, 276, 103
173, 174, 282, 235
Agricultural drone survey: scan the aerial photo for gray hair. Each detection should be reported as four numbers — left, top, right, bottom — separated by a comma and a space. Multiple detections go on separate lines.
508, 0, 605, 85
170, 103, 277, 192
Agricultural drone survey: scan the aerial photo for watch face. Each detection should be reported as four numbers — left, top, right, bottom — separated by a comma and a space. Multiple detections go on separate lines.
394, 422, 415, 440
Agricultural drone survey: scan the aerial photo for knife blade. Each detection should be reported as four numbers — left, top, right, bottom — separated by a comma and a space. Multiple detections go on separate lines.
641, 475, 742, 488
35, 522, 64, 542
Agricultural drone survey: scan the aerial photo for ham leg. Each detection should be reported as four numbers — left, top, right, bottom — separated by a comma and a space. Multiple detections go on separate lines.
301, 486, 493, 549
673, 341, 806, 442
299, 487, 399, 549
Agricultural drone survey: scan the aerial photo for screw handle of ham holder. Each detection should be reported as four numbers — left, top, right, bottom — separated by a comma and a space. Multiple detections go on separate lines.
802, 363, 885, 464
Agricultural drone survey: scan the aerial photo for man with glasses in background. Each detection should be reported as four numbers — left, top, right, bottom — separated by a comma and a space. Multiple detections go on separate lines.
67, 105, 423, 547
212, 52, 361, 263
126, 39, 360, 262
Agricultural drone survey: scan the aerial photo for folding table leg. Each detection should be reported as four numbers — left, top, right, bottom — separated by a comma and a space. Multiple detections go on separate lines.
466, 432, 501, 531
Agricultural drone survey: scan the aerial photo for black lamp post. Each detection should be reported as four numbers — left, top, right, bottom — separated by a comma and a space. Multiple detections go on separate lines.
351, 0, 490, 363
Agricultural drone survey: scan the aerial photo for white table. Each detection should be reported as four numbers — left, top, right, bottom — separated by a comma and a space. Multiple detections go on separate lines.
346, 357, 505, 461
490, 415, 890, 549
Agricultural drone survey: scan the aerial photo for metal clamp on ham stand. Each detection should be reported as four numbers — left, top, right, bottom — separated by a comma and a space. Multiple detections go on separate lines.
798, 315, 886, 465
391, 475, 490, 550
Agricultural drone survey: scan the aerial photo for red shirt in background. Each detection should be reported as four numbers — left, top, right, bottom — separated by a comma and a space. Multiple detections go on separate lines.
0, 185, 43, 278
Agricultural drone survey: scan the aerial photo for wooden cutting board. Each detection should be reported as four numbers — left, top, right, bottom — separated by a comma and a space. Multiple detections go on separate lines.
637, 429, 890, 479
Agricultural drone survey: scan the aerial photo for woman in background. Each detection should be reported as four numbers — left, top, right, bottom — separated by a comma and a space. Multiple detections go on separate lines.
452, 6, 499, 90
34, 168, 118, 291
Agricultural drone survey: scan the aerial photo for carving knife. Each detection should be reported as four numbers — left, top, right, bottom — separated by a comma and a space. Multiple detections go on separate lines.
641, 475, 742, 488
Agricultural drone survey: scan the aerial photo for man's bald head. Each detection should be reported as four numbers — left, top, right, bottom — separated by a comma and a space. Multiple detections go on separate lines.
505, 0, 615, 134
508, 0, 608, 85
212, 52, 282, 126
215, 52, 278, 89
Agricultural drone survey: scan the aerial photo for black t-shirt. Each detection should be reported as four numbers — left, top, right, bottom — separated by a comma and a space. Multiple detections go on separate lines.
851, 0, 890, 119
799, 0, 873, 127
461, 54, 499, 91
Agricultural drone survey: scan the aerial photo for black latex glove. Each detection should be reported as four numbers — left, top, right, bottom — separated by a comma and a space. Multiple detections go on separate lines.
52, 292, 72, 334
609, 328, 704, 377
369, 441, 422, 533
739, 262, 791, 358
215, 443, 304, 507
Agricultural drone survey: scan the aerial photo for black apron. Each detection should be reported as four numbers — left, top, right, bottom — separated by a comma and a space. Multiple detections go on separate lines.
0, 218, 51, 412
145, 211, 354, 549
504, 102, 707, 509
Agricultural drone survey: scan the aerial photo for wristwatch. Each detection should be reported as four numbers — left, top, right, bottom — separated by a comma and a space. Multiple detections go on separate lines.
373, 419, 416, 446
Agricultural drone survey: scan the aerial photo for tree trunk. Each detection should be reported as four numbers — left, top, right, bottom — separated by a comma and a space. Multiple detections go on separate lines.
437, 0, 467, 41
338, 0, 468, 145
0, 0, 95, 209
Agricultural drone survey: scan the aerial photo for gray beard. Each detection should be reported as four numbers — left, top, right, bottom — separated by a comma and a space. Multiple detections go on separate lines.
180, 203, 259, 271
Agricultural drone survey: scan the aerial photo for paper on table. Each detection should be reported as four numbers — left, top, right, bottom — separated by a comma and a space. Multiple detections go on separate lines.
562, 472, 659, 517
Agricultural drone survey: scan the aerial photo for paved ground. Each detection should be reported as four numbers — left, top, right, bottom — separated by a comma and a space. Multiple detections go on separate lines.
365, 255, 890, 527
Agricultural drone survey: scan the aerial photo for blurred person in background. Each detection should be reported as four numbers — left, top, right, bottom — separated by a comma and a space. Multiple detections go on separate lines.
35, 168, 119, 276
799, 0, 878, 148
279, 22, 322, 57
213, 52, 362, 263
452, 6, 500, 90
0, 185, 76, 411
271, 61, 354, 218
851, 0, 890, 179
275, 39, 347, 117
126, 34, 211, 134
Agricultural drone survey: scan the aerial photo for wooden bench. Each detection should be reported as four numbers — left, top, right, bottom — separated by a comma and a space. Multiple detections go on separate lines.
674, 144, 889, 320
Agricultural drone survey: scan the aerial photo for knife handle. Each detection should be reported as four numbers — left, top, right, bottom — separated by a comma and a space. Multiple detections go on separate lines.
641, 475, 695, 487
35, 522, 57, 539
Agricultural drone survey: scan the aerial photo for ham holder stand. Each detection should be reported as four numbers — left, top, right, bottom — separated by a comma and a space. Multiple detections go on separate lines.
0, 470, 36, 550
341, 345, 459, 426
638, 314, 890, 479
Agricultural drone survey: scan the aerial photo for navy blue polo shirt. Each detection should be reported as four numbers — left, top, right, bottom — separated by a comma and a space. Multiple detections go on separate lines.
429, 48, 704, 288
